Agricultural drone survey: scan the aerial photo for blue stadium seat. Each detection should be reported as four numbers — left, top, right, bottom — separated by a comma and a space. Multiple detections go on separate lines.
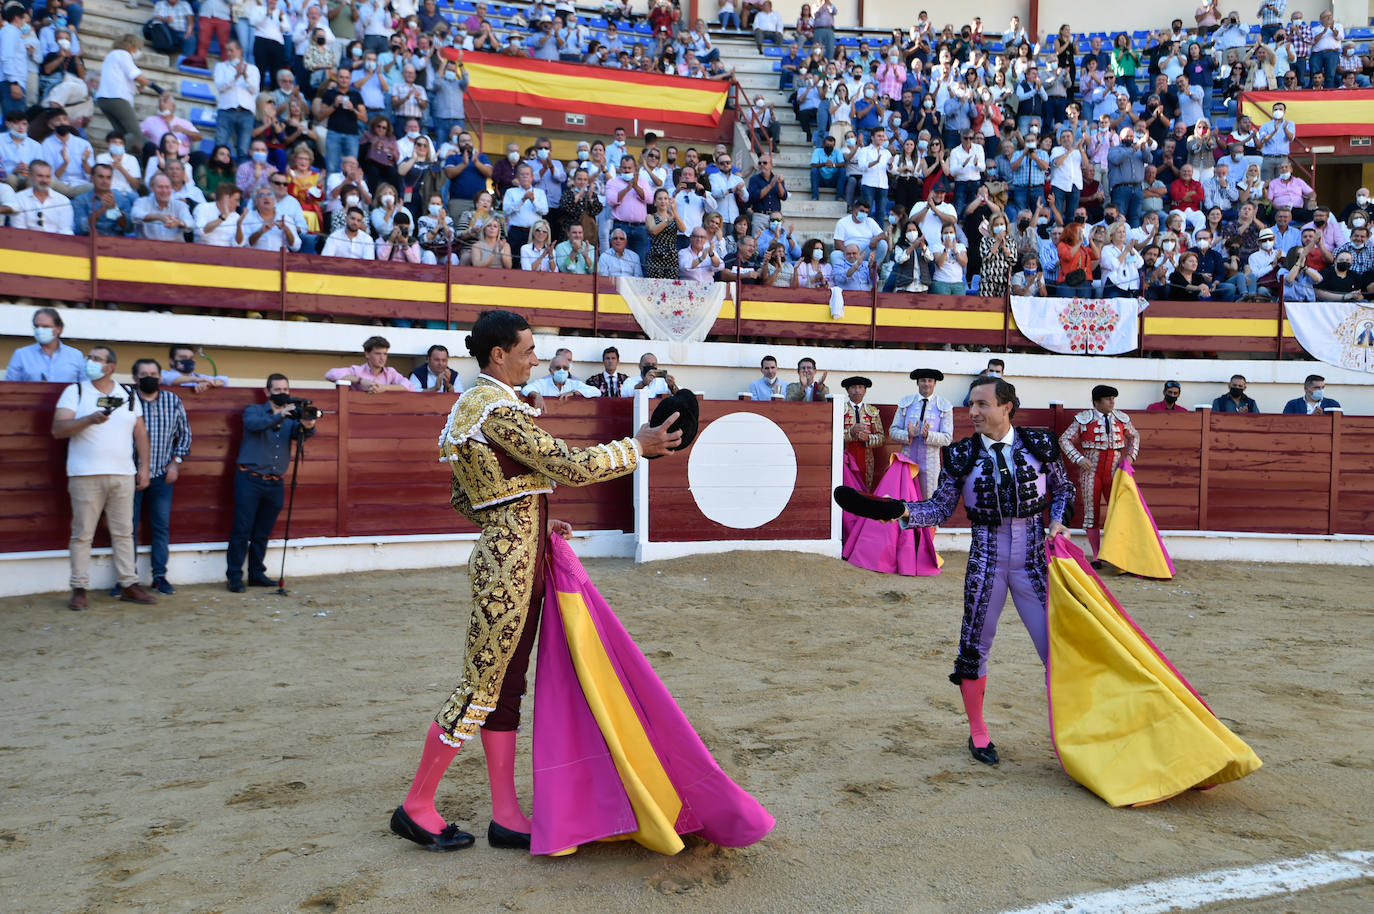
189, 107, 218, 128
180, 79, 215, 102
988, 41, 1005, 53
454, 0, 475, 10
772, 61, 781, 72
178, 60, 211, 77
1214, 116, 1235, 131
197, 138, 215, 155
762, 46, 786, 57
1348, 27, 1374, 39
633, 22, 652, 34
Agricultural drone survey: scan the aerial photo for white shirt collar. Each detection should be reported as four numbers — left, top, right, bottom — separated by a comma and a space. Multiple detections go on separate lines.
980, 426, 1015, 452
478, 373, 519, 398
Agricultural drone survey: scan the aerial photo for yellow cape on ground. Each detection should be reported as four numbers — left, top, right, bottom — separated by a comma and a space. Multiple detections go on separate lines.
1099, 458, 1175, 579
1046, 537, 1261, 807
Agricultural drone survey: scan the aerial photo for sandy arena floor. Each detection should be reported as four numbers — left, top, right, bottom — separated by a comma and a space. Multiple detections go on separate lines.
1, 551, 1372, 914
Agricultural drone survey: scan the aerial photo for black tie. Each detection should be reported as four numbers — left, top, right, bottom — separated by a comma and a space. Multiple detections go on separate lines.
991, 442, 1016, 517
608, 374, 618, 397
917, 397, 929, 429
853, 404, 861, 424
1104, 411, 1113, 445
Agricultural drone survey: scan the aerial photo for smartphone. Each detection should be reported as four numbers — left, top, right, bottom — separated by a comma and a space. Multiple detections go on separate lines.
652, 368, 668, 379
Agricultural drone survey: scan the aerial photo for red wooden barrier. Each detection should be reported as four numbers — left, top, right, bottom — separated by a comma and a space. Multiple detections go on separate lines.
0, 385, 1361, 555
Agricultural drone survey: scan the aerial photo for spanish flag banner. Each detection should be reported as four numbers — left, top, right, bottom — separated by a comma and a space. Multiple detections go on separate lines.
441, 50, 730, 128
1046, 535, 1261, 807
1240, 89, 1374, 138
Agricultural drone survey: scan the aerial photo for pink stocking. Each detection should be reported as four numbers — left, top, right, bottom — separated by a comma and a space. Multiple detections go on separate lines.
1087, 527, 1101, 559
960, 676, 991, 748
481, 728, 531, 832
402, 721, 461, 833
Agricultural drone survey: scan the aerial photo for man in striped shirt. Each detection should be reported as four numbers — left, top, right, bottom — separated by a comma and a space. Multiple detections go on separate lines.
124, 358, 191, 595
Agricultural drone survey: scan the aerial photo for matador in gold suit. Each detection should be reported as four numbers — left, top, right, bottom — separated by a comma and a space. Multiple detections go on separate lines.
390, 310, 679, 854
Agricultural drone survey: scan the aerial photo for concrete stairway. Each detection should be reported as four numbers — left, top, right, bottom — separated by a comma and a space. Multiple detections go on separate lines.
712, 32, 846, 245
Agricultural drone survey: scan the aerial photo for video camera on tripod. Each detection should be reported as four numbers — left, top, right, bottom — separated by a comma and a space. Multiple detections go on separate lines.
286, 397, 322, 421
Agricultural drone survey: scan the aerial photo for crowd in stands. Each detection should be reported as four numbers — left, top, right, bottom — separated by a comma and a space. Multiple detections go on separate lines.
3, 0, 1374, 308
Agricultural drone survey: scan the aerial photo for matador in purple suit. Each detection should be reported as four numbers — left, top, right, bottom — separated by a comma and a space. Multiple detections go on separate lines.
898, 377, 1074, 766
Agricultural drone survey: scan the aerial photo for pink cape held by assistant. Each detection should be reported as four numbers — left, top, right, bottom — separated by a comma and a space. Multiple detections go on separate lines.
1098, 456, 1176, 579
842, 452, 942, 576
1044, 535, 1260, 807
530, 534, 775, 857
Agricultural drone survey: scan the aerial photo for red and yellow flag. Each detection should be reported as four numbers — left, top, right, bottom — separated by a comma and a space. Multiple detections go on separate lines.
1240, 89, 1374, 138
442, 50, 730, 128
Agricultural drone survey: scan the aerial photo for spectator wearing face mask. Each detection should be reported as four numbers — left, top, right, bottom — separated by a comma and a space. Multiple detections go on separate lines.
1317, 248, 1366, 301
1334, 224, 1374, 274
4, 307, 86, 383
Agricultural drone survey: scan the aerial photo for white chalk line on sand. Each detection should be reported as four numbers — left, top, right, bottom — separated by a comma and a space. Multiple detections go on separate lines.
1000, 850, 1374, 914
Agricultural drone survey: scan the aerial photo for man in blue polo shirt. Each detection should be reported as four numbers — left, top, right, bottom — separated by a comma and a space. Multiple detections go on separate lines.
4, 307, 86, 382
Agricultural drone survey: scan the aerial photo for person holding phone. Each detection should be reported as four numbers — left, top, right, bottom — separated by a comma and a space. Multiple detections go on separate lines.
625, 352, 677, 397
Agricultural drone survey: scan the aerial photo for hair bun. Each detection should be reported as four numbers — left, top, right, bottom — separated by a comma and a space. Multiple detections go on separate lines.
464, 334, 477, 359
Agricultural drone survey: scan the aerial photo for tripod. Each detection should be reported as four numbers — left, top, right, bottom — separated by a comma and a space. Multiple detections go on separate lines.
274, 421, 309, 596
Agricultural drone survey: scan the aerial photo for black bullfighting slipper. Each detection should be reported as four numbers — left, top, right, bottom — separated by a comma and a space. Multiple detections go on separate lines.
487, 820, 532, 850
968, 737, 1000, 766
389, 806, 475, 852
833, 486, 907, 521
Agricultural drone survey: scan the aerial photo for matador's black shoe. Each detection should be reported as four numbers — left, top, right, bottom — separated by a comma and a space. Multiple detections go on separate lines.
834, 486, 907, 521
487, 820, 532, 850
389, 806, 476, 852
968, 737, 1000, 766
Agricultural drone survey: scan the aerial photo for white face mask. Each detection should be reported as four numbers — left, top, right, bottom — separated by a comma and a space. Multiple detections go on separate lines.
381, 194, 395, 207
812, 248, 823, 260
1261, 240, 1274, 251
345, 195, 359, 207
1198, 238, 1210, 250
992, 224, 1005, 235
57, 38, 71, 51
1273, 109, 1285, 120
109, 145, 125, 158
1279, 171, 1291, 180
1161, 240, 1176, 251
905, 230, 918, 243
1358, 194, 1370, 205
507, 151, 520, 163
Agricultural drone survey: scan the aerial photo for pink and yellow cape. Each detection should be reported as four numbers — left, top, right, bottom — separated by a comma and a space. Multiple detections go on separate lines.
1098, 457, 1176, 579
842, 453, 942, 576
530, 535, 775, 856
1045, 535, 1261, 807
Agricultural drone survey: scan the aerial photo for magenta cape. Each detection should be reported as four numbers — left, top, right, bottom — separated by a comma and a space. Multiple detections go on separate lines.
842, 453, 942, 576
530, 535, 775, 856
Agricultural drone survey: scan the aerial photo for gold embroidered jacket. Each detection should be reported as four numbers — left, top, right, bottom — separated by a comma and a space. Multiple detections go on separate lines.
439, 378, 639, 512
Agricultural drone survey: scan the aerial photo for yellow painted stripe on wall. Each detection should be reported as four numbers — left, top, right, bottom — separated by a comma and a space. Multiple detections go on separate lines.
878, 307, 1004, 330
99, 257, 280, 292
740, 300, 873, 325
0, 249, 89, 281
1143, 316, 1279, 337
286, 271, 445, 302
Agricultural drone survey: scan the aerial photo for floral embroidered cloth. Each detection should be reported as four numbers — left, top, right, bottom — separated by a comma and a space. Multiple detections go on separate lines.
616, 278, 728, 345
1286, 302, 1374, 373
1010, 295, 1146, 355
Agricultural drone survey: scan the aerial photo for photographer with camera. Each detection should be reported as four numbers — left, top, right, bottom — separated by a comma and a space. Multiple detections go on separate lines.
52, 346, 157, 611
624, 351, 677, 397
226, 373, 318, 593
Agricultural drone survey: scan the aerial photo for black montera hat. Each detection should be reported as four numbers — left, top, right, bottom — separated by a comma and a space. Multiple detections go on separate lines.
648, 388, 699, 456
1092, 384, 1119, 400
910, 368, 944, 381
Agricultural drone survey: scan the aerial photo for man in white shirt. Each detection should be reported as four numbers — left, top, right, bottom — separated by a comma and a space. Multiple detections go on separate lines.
213, 39, 259, 160
163, 159, 207, 211
501, 162, 548, 256
1175, 75, 1204, 128
853, 126, 893, 224
1049, 128, 1086, 225
672, 165, 717, 240
1246, 227, 1280, 293
51, 344, 157, 610
748, 354, 784, 401
324, 156, 371, 215
522, 348, 600, 398
752, 0, 783, 52
132, 174, 193, 242
831, 199, 887, 271
708, 152, 746, 223
267, 170, 309, 235
13, 161, 74, 234
242, 187, 302, 251
321, 205, 376, 259
193, 183, 245, 246
911, 179, 956, 248
948, 131, 987, 214
678, 227, 723, 280
94, 130, 144, 197
408, 344, 464, 394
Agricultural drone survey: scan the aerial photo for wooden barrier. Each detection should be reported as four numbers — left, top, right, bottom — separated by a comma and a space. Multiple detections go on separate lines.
0, 228, 1309, 355
0, 384, 1363, 555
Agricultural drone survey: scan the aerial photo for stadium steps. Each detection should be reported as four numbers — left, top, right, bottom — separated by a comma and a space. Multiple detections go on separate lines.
712, 33, 848, 241
65, 0, 214, 153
